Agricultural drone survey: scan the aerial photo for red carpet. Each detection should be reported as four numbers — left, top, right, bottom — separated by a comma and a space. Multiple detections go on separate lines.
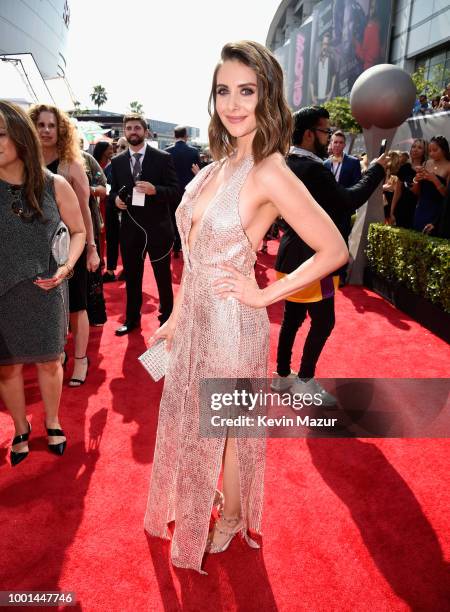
1, 242, 449, 612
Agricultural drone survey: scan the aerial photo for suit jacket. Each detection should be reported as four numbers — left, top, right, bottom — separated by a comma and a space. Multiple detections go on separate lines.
165, 140, 200, 191
109, 145, 181, 246
324, 153, 362, 188
275, 154, 384, 274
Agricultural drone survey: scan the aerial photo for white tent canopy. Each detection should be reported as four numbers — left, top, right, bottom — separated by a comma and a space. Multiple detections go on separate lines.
0, 53, 75, 110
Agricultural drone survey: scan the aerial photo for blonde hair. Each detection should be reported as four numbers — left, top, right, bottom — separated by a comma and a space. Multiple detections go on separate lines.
386, 150, 402, 177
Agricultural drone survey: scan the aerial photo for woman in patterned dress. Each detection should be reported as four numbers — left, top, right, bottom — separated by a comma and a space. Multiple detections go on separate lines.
145, 41, 348, 573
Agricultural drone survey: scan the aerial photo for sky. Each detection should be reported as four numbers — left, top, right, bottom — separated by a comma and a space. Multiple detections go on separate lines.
65, 0, 282, 141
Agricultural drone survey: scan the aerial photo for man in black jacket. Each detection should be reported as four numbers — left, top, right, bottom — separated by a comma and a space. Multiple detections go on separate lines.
165, 126, 200, 257
109, 115, 180, 335
272, 106, 386, 403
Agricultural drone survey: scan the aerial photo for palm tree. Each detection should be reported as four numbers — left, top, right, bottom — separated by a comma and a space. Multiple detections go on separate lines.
72, 100, 81, 116
90, 85, 108, 111
129, 100, 144, 115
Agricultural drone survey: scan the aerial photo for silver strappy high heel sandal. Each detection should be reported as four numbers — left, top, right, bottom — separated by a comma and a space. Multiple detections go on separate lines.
206, 512, 244, 554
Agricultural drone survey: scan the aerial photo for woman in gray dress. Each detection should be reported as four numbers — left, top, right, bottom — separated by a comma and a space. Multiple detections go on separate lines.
0, 101, 86, 466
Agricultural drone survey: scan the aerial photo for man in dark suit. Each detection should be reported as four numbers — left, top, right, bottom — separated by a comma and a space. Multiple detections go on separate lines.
109, 114, 180, 335
165, 125, 200, 257
272, 106, 386, 402
324, 130, 362, 188
324, 130, 362, 284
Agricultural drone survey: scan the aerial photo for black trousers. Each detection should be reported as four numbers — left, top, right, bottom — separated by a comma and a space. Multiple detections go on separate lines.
120, 220, 173, 325
170, 201, 182, 252
276, 297, 335, 379
105, 199, 120, 271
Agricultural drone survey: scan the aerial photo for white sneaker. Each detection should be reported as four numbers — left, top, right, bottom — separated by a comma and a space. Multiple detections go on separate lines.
290, 377, 337, 407
270, 371, 297, 392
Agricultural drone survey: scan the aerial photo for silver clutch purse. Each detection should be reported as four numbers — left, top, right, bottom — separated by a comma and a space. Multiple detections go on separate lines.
138, 340, 169, 382
51, 221, 70, 266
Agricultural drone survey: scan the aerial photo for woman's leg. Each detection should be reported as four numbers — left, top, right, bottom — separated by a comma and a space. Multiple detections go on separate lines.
209, 436, 243, 549
0, 364, 29, 451
36, 359, 65, 444
222, 436, 241, 516
69, 310, 89, 382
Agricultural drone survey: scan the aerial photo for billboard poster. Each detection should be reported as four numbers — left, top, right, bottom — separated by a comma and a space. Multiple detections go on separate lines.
287, 20, 312, 111
308, 0, 393, 105
274, 41, 291, 98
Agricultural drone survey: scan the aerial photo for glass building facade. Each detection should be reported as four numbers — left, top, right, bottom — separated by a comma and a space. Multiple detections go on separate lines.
267, 0, 450, 105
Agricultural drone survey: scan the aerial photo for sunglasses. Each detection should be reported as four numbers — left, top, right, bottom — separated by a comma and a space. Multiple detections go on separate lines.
312, 127, 333, 136
9, 186, 35, 223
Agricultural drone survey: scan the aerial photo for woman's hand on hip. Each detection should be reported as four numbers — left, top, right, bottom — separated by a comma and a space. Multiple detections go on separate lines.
213, 263, 266, 308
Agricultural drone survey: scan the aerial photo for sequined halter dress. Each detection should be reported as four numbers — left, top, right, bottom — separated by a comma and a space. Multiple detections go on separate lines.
144, 156, 269, 573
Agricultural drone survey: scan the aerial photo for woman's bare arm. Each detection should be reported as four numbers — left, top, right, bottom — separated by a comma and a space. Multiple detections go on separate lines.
390, 178, 403, 221
215, 155, 348, 307
34, 175, 86, 290
257, 157, 348, 305
53, 175, 86, 267
70, 160, 100, 271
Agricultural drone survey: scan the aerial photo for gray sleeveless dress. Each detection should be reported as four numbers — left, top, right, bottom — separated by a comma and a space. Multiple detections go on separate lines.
0, 172, 68, 365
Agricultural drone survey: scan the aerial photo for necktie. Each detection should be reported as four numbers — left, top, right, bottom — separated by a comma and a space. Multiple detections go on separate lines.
132, 153, 142, 181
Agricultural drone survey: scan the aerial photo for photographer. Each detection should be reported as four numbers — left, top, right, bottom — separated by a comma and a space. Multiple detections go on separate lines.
109, 114, 180, 335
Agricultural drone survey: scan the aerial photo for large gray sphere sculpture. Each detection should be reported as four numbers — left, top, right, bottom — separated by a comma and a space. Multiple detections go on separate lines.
350, 64, 416, 129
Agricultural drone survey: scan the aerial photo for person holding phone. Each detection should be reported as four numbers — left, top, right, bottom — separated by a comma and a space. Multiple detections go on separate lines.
412, 135, 450, 234
389, 139, 427, 228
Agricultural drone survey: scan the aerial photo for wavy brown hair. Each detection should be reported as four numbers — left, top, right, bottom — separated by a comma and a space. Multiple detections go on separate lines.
28, 103, 81, 163
0, 100, 45, 217
208, 41, 292, 163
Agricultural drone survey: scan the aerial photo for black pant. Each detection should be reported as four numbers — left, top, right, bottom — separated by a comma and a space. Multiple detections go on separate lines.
105, 199, 120, 270
276, 298, 335, 379
120, 221, 173, 324
170, 200, 182, 252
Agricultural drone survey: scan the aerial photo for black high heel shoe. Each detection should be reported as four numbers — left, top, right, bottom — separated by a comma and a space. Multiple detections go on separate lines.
46, 427, 67, 456
68, 355, 89, 387
10, 421, 31, 467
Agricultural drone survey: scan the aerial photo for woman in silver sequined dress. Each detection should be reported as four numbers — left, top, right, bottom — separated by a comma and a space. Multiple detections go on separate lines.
144, 41, 348, 573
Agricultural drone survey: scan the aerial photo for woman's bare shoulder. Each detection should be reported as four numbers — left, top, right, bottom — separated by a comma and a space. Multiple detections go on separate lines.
52, 173, 72, 196
253, 152, 288, 183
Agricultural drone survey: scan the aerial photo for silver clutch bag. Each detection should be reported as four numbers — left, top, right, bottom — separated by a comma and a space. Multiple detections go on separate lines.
51, 221, 70, 266
138, 340, 169, 381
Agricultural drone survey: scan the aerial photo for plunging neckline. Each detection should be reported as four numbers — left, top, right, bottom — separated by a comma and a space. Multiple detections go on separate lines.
186, 155, 252, 260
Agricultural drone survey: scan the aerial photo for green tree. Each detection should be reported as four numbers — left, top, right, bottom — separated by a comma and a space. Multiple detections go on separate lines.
129, 100, 144, 115
411, 64, 450, 99
90, 85, 108, 111
323, 96, 361, 133
72, 100, 81, 116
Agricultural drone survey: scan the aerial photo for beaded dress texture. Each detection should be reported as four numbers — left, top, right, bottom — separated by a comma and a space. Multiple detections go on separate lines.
0, 173, 68, 365
144, 157, 269, 573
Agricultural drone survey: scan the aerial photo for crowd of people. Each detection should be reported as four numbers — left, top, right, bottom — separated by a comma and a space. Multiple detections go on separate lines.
381, 137, 450, 237
412, 82, 450, 115
1, 38, 449, 574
